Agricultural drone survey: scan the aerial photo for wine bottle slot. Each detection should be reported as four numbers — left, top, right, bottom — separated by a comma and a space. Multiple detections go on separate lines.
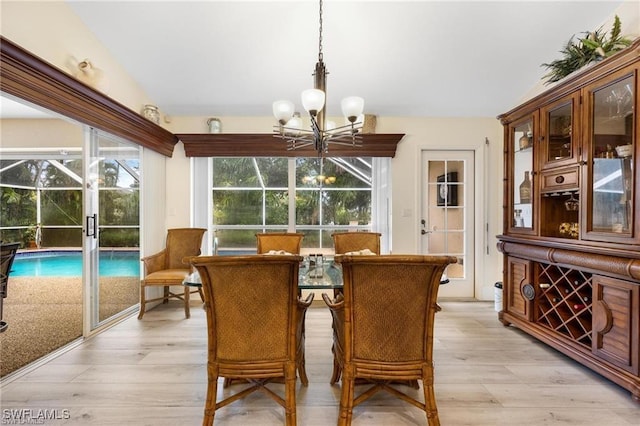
573, 304, 586, 310
539, 283, 550, 289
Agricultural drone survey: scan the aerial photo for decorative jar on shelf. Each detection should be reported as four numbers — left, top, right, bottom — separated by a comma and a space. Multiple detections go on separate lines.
207, 117, 222, 133
514, 209, 524, 227
142, 104, 160, 124
519, 171, 531, 204
75, 60, 109, 93
519, 132, 532, 150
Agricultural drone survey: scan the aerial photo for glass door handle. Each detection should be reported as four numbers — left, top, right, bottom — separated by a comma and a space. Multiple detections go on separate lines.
86, 214, 97, 239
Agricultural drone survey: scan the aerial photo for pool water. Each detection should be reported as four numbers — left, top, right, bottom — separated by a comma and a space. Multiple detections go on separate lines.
11, 251, 140, 277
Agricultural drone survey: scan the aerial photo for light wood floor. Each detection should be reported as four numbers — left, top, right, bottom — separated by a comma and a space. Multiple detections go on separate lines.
1, 301, 639, 425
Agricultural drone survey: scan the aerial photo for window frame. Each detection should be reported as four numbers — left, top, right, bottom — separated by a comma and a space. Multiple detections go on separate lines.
192, 156, 391, 254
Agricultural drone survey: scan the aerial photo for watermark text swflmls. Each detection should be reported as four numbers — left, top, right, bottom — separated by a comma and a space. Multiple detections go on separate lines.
2, 409, 71, 424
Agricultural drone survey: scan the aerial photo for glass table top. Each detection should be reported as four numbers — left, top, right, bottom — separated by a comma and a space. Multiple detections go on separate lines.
183, 259, 343, 290
183, 256, 449, 289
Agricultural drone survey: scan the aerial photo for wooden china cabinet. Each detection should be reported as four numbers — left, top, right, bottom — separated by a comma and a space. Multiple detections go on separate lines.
497, 38, 640, 402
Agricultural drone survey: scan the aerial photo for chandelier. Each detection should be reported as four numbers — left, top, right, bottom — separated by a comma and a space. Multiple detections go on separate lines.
272, 0, 364, 157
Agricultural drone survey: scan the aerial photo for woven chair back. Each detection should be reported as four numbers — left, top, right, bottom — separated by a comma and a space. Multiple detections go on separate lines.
256, 232, 304, 254
192, 255, 302, 362
164, 228, 206, 269
337, 255, 457, 363
332, 232, 381, 255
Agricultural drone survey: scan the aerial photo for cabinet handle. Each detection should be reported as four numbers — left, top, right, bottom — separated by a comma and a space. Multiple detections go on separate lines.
555, 176, 565, 184
522, 283, 536, 301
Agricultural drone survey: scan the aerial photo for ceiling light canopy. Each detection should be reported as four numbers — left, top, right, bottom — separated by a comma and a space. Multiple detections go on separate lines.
273, 0, 364, 157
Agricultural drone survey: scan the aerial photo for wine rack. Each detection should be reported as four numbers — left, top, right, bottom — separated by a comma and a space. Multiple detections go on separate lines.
535, 263, 593, 348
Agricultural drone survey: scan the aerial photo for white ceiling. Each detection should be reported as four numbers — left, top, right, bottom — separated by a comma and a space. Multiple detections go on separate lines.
3, 1, 634, 119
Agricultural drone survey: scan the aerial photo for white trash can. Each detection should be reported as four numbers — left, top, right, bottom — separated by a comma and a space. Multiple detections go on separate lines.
494, 282, 503, 312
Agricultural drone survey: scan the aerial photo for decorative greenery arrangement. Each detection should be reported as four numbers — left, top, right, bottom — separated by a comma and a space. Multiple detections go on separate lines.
541, 15, 633, 84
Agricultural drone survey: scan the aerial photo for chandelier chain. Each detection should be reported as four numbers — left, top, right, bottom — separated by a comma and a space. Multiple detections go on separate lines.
272, 0, 364, 158
318, 0, 323, 62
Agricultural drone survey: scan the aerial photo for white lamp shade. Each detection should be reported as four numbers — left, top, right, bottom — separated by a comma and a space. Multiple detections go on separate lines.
341, 96, 364, 122
285, 115, 304, 135
273, 100, 295, 124
301, 89, 325, 115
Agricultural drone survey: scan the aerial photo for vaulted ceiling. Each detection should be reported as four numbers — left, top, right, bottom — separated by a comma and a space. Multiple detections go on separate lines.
65, 0, 632, 119
1, 1, 634, 120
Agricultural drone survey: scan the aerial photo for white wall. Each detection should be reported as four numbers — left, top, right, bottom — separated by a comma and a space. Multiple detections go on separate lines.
0, 119, 83, 148
0, 1, 156, 114
382, 117, 504, 300
1, 1, 169, 256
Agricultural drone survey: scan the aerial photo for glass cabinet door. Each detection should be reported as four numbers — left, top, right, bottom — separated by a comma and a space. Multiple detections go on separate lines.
540, 93, 579, 169
584, 71, 635, 241
509, 115, 537, 234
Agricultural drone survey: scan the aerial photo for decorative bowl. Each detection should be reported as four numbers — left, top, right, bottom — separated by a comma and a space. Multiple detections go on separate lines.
615, 144, 633, 158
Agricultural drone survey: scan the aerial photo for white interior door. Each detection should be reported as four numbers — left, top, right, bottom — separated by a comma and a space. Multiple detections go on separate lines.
421, 150, 475, 298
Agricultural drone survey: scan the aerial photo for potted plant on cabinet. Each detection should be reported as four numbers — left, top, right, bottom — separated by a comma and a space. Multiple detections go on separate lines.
541, 15, 633, 84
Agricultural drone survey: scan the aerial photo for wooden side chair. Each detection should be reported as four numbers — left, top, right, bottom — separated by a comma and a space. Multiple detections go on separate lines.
324, 254, 457, 426
138, 228, 206, 319
331, 232, 381, 255
190, 254, 310, 426
256, 232, 304, 254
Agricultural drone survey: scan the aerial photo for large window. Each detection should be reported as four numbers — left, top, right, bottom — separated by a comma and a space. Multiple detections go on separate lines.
211, 157, 375, 252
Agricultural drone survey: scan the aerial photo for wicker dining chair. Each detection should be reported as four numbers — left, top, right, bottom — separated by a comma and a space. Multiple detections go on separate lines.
190, 255, 309, 426
323, 254, 457, 426
325, 231, 381, 382
237, 232, 311, 387
138, 228, 206, 319
331, 232, 381, 255
256, 232, 304, 254
0, 242, 20, 333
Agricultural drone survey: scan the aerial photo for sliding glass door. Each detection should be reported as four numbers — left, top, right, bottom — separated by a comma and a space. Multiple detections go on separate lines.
84, 129, 140, 333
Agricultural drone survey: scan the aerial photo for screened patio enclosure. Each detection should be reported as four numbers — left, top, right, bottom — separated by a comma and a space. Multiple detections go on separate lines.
206, 155, 390, 253
0, 155, 140, 249
0, 141, 142, 378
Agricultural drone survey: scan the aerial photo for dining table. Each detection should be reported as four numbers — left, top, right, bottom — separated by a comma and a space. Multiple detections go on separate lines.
183, 255, 449, 291
183, 255, 344, 291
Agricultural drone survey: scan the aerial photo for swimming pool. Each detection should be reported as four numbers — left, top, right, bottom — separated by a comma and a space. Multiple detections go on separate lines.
11, 251, 140, 277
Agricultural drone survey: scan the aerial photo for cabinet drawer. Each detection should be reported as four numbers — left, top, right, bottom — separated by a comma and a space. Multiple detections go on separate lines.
540, 167, 579, 193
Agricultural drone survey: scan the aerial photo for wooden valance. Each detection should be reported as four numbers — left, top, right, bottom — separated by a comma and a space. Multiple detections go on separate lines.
178, 133, 404, 157
0, 36, 178, 157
